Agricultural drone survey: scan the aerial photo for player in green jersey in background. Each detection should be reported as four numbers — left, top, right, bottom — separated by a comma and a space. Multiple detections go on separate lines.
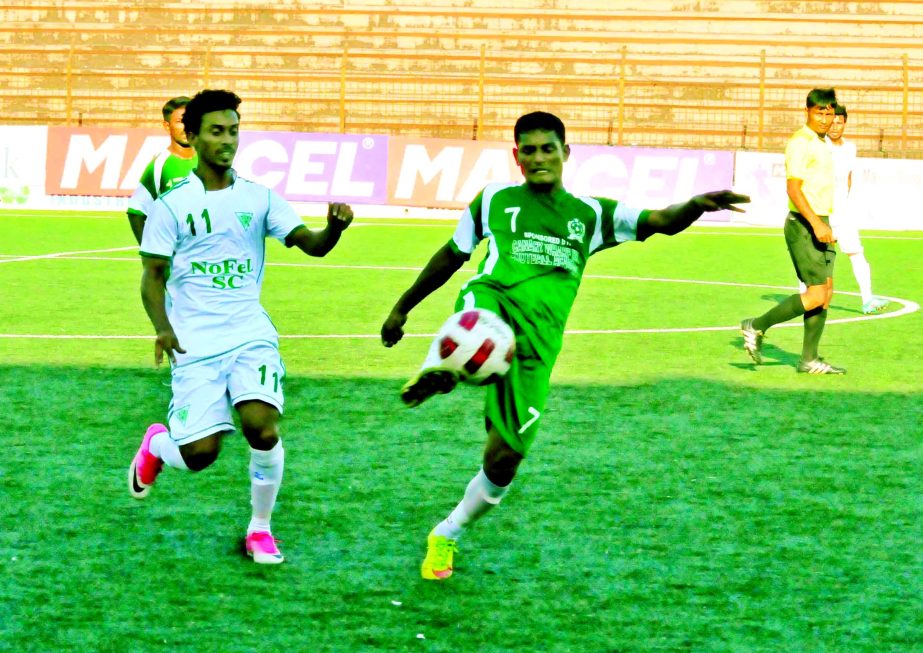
381, 111, 750, 580
127, 96, 198, 244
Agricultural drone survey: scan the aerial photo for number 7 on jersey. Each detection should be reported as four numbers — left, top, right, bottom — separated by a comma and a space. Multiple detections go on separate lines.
505, 206, 520, 233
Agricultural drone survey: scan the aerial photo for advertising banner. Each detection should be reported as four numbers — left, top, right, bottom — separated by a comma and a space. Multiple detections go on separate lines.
32, 127, 921, 229
387, 137, 521, 208
734, 151, 923, 230
46, 127, 166, 196
236, 131, 388, 204
0, 126, 50, 207
565, 145, 735, 220
386, 138, 735, 216
46, 127, 389, 205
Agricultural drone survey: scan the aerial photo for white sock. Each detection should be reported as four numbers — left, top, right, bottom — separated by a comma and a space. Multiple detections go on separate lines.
248, 441, 285, 534
434, 468, 510, 540
798, 281, 807, 294
849, 252, 873, 303
149, 431, 189, 471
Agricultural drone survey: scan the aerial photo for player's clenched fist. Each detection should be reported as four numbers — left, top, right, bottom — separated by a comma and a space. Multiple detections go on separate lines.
381, 309, 407, 347
327, 202, 353, 231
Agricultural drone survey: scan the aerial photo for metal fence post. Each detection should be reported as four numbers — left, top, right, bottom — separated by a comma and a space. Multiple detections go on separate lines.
340, 44, 348, 133
65, 44, 75, 126
902, 53, 909, 151
618, 45, 626, 146
477, 44, 486, 140
759, 49, 765, 150
203, 44, 212, 88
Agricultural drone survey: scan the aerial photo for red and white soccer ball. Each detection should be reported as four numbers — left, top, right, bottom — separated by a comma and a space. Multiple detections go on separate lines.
435, 309, 515, 385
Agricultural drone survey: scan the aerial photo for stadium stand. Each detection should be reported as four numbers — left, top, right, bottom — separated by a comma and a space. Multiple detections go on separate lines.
2, 1, 922, 155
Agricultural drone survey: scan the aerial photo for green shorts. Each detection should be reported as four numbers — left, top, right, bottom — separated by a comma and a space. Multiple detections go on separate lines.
784, 212, 836, 286
455, 287, 552, 456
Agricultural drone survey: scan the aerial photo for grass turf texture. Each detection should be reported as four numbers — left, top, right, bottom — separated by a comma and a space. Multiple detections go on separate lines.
1, 210, 921, 652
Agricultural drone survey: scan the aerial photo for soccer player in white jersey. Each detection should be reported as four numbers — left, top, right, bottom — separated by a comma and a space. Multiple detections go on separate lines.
826, 104, 888, 314
128, 90, 353, 564
127, 96, 198, 245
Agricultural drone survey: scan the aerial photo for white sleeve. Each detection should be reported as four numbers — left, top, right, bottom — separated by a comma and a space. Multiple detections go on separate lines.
139, 199, 179, 258
127, 184, 155, 217
266, 189, 304, 243
451, 206, 480, 254
612, 202, 643, 243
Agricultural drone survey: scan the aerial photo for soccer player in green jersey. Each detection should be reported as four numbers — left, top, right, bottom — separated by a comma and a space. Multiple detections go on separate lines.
380, 111, 750, 580
740, 88, 846, 374
127, 96, 198, 244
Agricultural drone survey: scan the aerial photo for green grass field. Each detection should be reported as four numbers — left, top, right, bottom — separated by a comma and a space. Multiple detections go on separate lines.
1, 209, 921, 652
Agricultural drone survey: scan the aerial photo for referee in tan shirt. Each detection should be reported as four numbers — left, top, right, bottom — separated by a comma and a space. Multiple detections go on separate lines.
741, 87, 845, 375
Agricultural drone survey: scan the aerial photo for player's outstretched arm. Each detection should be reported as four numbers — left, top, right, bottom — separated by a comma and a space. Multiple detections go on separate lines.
637, 191, 750, 240
381, 243, 468, 347
140, 256, 185, 366
289, 202, 354, 257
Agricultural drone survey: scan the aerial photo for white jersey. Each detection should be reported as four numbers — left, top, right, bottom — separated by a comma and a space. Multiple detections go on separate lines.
826, 136, 857, 216
140, 171, 304, 365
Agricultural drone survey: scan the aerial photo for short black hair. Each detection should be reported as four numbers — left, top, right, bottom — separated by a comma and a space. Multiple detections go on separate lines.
182, 89, 242, 135
514, 111, 566, 145
161, 96, 191, 122
806, 88, 837, 109
834, 103, 848, 121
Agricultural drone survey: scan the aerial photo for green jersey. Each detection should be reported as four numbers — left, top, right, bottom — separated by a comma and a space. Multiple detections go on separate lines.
127, 149, 198, 219
450, 182, 648, 363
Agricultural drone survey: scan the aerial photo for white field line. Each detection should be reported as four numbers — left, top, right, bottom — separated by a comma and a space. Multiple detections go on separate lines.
0, 262, 916, 338
1, 219, 922, 241
684, 231, 923, 240
0, 246, 138, 264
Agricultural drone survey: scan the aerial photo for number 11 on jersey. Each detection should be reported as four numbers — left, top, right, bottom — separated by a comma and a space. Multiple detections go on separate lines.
186, 208, 212, 236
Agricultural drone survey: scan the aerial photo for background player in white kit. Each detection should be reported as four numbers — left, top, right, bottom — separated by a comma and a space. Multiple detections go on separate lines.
826, 104, 888, 314
128, 90, 353, 564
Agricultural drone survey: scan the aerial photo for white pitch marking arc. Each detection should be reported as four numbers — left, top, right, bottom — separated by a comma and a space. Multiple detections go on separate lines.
0, 270, 916, 339
0, 246, 138, 265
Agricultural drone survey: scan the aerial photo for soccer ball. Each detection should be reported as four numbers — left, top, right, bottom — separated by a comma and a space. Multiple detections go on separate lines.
434, 309, 515, 385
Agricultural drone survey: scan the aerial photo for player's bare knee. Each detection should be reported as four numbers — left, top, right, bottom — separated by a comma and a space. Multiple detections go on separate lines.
483, 450, 522, 487
237, 400, 280, 449
180, 447, 219, 472
802, 285, 827, 310
243, 425, 279, 451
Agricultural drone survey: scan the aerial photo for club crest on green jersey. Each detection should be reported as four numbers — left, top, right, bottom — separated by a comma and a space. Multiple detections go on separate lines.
236, 212, 254, 229
566, 218, 585, 241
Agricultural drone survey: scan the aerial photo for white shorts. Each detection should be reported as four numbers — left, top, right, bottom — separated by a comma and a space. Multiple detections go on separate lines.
831, 210, 863, 254
167, 341, 286, 446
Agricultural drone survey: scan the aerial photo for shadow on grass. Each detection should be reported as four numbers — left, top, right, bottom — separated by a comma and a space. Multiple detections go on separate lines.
729, 336, 804, 371
759, 292, 864, 315
2, 365, 921, 653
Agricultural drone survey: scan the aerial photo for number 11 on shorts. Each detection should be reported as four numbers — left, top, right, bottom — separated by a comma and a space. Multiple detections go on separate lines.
258, 364, 281, 392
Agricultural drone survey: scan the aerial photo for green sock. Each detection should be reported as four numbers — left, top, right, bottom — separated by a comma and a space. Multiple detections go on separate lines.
801, 307, 827, 361
753, 294, 806, 332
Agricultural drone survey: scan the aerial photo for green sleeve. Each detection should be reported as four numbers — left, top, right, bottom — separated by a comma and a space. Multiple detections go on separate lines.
138, 160, 157, 199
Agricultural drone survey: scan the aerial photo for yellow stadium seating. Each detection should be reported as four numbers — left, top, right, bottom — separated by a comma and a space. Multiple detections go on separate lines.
2, 1, 922, 155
